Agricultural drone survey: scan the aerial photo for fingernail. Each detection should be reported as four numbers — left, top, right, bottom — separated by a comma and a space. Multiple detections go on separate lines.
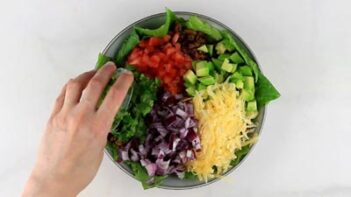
116, 68, 132, 76
124, 70, 134, 76
104, 61, 116, 70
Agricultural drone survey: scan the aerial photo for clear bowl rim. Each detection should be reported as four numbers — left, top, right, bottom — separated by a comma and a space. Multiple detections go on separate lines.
102, 11, 266, 190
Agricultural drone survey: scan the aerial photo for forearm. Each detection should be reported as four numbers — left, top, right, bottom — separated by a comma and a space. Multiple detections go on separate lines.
22, 170, 76, 197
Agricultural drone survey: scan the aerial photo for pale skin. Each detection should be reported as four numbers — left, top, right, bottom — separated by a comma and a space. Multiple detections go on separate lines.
22, 62, 134, 197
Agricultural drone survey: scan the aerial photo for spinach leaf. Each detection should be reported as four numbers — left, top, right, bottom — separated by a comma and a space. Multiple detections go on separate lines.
230, 145, 251, 167
96, 53, 111, 69
184, 171, 197, 180
135, 8, 176, 37
220, 31, 259, 81
126, 161, 168, 189
115, 30, 140, 65
142, 175, 168, 190
255, 72, 280, 108
185, 16, 222, 41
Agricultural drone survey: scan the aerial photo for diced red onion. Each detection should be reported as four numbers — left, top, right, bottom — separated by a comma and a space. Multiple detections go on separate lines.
119, 149, 129, 161
145, 163, 157, 176
175, 108, 187, 119
118, 91, 200, 177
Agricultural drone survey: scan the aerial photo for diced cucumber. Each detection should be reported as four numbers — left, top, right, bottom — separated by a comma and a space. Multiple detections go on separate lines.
207, 61, 215, 72
235, 80, 244, 89
218, 54, 231, 61
229, 52, 244, 64
195, 61, 210, 77
197, 45, 208, 53
207, 44, 214, 56
239, 65, 253, 76
241, 76, 255, 101
197, 83, 207, 91
199, 76, 216, 85
229, 72, 244, 83
246, 111, 258, 119
183, 70, 197, 85
215, 42, 226, 54
192, 61, 198, 70
241, 89, 255, 101
212, 58, 223, 71
244, 76, 255, 91
184, 80, 194, 88
246, 100, 258, 119
221, 59, 237, 73
214, 72, 225, 83
186, 86, 196, 96
246, 100, 257, 112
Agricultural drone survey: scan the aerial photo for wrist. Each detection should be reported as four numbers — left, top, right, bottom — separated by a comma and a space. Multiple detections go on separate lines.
22, 169, 76, 197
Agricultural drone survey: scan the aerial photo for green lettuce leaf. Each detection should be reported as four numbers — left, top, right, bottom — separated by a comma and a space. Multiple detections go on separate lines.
220, 30, 259, 81
135, 8, 176, 37
230, 145, 251, 167
185, 16, 222, 41
126, 161, 168, 189
255, 72, 280, 108
184, 171, 197, 180
115, 30, 140, 65
96, 53, 111, 69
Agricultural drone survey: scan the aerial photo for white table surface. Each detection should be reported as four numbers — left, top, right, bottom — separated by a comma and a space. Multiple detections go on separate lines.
1, 0, 351, 196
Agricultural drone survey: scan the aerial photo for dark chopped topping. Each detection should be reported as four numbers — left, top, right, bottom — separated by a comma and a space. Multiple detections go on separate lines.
174, 24, 209, 60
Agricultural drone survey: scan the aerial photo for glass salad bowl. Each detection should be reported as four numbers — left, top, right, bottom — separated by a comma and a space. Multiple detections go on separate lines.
102, 11, 265, 190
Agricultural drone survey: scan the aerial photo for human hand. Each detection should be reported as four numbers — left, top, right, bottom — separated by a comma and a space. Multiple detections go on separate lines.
22, 62, 133, 197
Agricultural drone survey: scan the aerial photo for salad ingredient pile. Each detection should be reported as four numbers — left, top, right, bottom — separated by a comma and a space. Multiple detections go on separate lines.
127, 34, 192, 94
97, 8, 280, 189
118, 91, 200, 179
109, 69, 160, 143
187, 83, 253, 181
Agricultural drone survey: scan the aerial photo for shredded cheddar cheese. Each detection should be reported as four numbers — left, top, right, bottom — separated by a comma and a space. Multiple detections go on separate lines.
186, 83, 254, 181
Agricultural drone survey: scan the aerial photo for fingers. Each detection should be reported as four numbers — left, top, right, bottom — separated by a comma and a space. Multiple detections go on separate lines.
97, 71, 134, 129
63, 70, 96, 109
80, 62, 117, 108
50, 84, 67, 117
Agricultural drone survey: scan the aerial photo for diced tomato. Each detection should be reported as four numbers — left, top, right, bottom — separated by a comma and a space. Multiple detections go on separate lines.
163, 76, 172, 84
148, 37, 164, 46
163, 43, 173, 50
139, 40, 148, 48
144, 46, 155, 55
128, 58, 139, 65
174, 43, 181, 50
168, 68, 177, 76
154, 51, 166, 61
163, 35, 171, 42
164, 63, 171, 72
150, 55, 161, 65
168, 86, 177, 95
128, 48, 142, 60
127, 34, 193, 94
165, 47, 176, 56
158, 69, 166, 78
173, 52, 185, 63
